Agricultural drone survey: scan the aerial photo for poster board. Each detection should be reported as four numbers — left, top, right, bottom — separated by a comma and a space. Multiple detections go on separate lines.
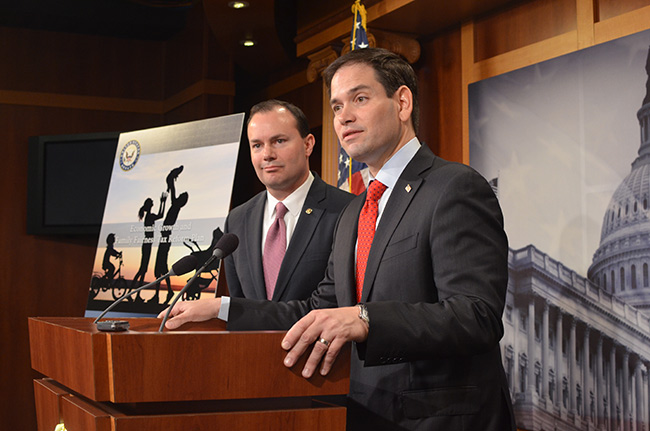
85, 113, 244, 317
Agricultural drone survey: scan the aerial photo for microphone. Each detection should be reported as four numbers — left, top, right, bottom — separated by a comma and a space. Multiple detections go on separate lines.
158, 233, 239, 332
94, 254, 198, 324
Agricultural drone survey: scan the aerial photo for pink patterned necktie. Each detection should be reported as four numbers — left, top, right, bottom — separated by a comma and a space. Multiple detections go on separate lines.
263, 202, 288, 300
356, 180, 387, 302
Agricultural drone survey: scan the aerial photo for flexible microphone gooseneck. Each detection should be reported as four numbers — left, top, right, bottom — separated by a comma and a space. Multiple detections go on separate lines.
94, 254, 198, 324
158, 233, 239, 332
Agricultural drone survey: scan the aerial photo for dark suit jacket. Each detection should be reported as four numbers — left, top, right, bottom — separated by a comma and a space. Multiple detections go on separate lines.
223, 172, 354, 301
228, 146, 516, 430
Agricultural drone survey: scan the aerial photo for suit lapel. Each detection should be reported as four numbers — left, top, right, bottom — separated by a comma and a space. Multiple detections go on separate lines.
272, 175, 326, 300
245, 193, 267, 300
360, 146, 435, 302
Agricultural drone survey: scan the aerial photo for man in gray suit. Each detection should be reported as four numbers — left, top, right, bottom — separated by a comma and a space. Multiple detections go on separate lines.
162, 49, 515, 430
224, 100, 353, 301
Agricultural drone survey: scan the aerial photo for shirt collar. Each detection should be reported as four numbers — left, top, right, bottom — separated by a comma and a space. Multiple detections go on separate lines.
372, 137, 421, 189
265, 171, 314, 217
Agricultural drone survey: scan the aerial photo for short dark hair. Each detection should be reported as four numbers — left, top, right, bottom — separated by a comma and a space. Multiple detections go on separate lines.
248, 99, 311, 138
323, 48, 419, 131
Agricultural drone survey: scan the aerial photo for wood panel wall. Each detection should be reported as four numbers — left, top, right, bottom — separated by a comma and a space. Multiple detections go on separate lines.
0, 7, 235, 430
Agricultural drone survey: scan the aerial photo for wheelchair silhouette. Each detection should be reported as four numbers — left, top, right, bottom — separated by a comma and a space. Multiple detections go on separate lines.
180, 230, 222, 300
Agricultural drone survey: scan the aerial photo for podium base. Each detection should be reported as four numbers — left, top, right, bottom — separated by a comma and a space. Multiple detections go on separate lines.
35, 378, 347, 431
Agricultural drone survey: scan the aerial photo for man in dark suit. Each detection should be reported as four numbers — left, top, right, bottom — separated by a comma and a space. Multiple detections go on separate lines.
162, 48, 515, 430
224, 100, 354, 301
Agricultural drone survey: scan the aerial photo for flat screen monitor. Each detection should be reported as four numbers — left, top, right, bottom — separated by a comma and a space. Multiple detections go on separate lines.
27, 131, 120, 235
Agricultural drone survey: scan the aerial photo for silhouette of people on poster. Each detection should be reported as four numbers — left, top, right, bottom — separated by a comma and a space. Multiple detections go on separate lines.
132, 193, 167, 301
149, 166, 188, 304
166, 165, 183, 192
102, 233, 122, 281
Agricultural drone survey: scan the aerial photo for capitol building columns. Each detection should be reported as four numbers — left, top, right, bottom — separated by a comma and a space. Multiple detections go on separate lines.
542, 301, 550, 403
529, 298, 537, 397
633, 356, 644, 431
503, 254, 650, 430
624, 350, 630, 431
582, 325, 591, 422
570, 317, 578, 416
555, 308, 563, 410
597, 335, 604, 428
610, 343, 618, 431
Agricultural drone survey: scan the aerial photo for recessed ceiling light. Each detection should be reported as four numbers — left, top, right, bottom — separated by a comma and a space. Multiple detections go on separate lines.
241, 39, 256, 47
228, 1, 249, 8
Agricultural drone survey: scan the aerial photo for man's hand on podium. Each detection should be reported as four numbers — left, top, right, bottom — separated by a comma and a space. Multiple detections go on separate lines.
281, 306, 368, 379
158, 298, 222, 330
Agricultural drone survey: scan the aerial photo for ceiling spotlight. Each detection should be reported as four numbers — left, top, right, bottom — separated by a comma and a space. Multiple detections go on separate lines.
241, 39, 256, 47
228, 1, 249, 8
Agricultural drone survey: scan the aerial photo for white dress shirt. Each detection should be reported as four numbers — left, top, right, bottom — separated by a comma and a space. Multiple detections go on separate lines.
261, 171, 314, 252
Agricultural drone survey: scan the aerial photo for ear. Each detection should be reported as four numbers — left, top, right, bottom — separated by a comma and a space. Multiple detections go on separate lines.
395, 85, 413, 124
304, 133, 315, 157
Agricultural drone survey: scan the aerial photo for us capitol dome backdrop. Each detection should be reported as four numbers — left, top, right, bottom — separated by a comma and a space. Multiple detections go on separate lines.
589, 48, 650, 313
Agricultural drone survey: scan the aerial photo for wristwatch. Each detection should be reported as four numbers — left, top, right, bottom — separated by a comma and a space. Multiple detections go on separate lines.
358, 303, 370, 327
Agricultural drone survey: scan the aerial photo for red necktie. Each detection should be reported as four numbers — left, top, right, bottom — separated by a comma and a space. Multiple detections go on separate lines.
356, 180, 387, 302
263, 202, 288, 300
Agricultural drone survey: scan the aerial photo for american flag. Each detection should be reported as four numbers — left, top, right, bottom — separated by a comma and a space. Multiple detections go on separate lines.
350, 0, 369, 51
337, 0, 369, 194
338, 149, 369, 195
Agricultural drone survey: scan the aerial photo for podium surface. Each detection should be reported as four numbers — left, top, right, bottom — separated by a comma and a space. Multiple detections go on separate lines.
29, 317, 349, 430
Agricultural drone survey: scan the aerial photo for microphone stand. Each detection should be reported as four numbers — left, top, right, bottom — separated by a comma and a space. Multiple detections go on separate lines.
158, 233, 238, 332
94, 255, 198, 324
94, 273, 170, 324
158, 256, 220, 332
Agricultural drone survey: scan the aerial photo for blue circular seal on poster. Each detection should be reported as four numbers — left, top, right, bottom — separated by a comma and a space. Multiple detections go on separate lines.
120, 140, 140, 171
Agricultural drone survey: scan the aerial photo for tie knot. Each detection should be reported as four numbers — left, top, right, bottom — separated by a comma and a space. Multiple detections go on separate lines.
366, 180, 387, 202
275, 202, 288, 219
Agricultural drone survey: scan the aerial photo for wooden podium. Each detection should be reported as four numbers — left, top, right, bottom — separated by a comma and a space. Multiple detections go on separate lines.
29, 317, 350, 430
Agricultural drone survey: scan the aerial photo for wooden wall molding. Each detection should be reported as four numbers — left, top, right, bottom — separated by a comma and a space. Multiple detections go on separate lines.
321, 75, 339, 186
460, 22, 474, 166
367, 29, 420, 63
306, 46, 340, 185
163, 79, 235, 113
595, 4, 650, 45
576, 0, 595, 49
306, 46, 339, 84
0, 78, 235, 115
0, 89, 163, 114
265, 71, 311, 99
469, 30, 579, 84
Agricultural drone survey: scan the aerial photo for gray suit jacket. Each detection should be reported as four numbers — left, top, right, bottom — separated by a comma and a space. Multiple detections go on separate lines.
228, 146, 515, 430
223, 172, 354, 301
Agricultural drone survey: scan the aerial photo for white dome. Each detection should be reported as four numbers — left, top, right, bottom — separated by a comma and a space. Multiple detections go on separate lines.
588, 88, 650, 310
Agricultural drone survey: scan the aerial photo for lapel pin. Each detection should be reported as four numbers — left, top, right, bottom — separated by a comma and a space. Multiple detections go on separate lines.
305, 208, 313, 214
405, 184, 412, 193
